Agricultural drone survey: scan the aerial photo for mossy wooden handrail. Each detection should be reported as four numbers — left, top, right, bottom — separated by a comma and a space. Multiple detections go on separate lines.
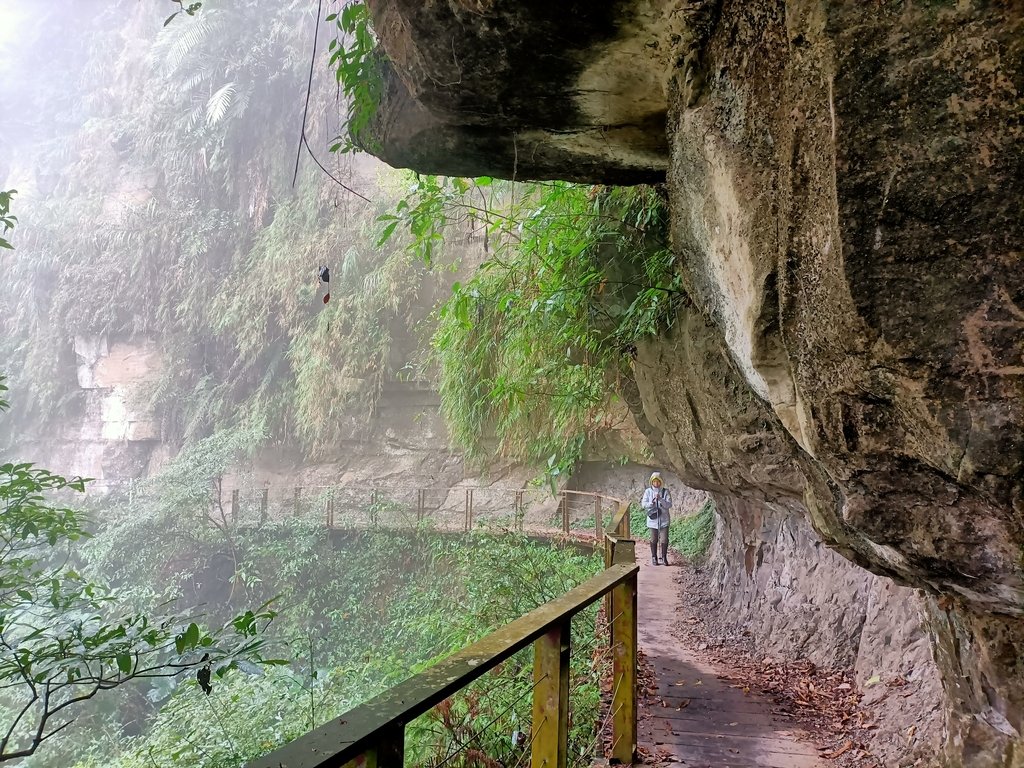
246, 557, 637, 768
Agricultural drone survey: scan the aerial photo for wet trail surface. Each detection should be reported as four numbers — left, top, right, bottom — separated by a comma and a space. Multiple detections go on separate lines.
634, 552, 826, 768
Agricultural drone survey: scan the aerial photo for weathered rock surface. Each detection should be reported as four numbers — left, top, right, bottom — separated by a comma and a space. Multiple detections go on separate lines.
360, 1, 1024, 764
710, 495, 945, 764
361, 0, 672, 183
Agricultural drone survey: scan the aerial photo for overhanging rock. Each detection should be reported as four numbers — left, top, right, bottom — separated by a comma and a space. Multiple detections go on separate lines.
360, 0, 682, 183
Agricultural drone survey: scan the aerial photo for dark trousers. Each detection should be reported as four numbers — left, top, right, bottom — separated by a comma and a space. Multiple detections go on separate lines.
650, 526, 668, 562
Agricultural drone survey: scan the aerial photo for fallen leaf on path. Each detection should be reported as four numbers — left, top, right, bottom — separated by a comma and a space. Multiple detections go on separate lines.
823, 739, 854, 759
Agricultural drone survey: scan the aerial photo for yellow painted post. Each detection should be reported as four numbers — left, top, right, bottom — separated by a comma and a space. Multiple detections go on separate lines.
610, 539, 637, 764
617, 501, 631, 538
531, 620, 570, 768
603, 534, 613, 623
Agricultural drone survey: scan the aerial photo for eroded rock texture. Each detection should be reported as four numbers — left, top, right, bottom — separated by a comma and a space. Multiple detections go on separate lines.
362, 0, 1024, 763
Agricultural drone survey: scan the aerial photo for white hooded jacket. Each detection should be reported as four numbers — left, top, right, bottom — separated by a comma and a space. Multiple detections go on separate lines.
641, 485, 672, 530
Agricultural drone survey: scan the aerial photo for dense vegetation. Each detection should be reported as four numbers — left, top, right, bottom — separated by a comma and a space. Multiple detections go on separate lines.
0, 0, 451, 454
67, 519, 605, 768
1, 0, 679, 482
379, 176, 677, 486
0, 379, 607, 767
0, 383, 278, 765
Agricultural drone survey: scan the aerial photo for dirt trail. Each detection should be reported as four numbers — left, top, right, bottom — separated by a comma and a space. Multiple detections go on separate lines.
635, 552, 827, 768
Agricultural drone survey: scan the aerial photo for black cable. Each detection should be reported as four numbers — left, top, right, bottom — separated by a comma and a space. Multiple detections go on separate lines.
293, 0, 374, 205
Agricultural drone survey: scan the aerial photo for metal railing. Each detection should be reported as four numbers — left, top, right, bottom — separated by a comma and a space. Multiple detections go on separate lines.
246, 500, 638, 768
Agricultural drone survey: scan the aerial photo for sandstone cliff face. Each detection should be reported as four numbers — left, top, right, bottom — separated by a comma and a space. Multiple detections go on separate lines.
362, 1, 1024, 763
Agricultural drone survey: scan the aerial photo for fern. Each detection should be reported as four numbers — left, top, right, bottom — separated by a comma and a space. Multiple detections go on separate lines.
205, 82, 236, 125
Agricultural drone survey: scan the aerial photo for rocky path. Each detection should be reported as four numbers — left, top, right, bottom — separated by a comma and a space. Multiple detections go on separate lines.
635, 552, 827, 768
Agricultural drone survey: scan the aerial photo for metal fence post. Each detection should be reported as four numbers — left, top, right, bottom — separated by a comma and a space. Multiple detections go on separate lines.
610, 539, 637, 764
531, 620, 570, 768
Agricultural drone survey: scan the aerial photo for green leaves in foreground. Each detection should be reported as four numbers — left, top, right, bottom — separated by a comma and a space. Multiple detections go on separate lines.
0, 380, 279, 763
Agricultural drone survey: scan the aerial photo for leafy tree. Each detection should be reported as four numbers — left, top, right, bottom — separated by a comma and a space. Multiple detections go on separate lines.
0, 383, 279, 763
377, 177, 679, 485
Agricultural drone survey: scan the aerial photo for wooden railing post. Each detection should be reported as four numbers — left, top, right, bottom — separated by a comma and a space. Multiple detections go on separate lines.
463, 488, 475, 531
515, 490, 524, 531
341, 725, 405, 768
610, 539, 637, 765
617, 501, 631, 538
531, 620, 570, 768
560, 492, 568, 533
594, 496, 602, 542
326, 494, 335, 528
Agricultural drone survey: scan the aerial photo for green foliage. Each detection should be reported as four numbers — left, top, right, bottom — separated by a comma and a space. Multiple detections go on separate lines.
0, 190, 15, 250
668, 497, 716, 560
384, 178, 679, 486
68, 521, 605, 768
163, 0, 203, 27
0, 380, 277, 763
0, 3, 447, 452
327, 3, 381, 154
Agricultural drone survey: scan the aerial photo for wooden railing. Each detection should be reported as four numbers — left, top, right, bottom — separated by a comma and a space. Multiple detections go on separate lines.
218, 483, 633, 537
246, 500, 638, 768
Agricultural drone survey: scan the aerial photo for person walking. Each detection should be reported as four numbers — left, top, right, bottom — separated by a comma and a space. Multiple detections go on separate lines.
641, 471, 673, 565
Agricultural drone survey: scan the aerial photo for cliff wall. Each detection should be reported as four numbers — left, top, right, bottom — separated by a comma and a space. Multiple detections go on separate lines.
359, 1, 1024, 763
